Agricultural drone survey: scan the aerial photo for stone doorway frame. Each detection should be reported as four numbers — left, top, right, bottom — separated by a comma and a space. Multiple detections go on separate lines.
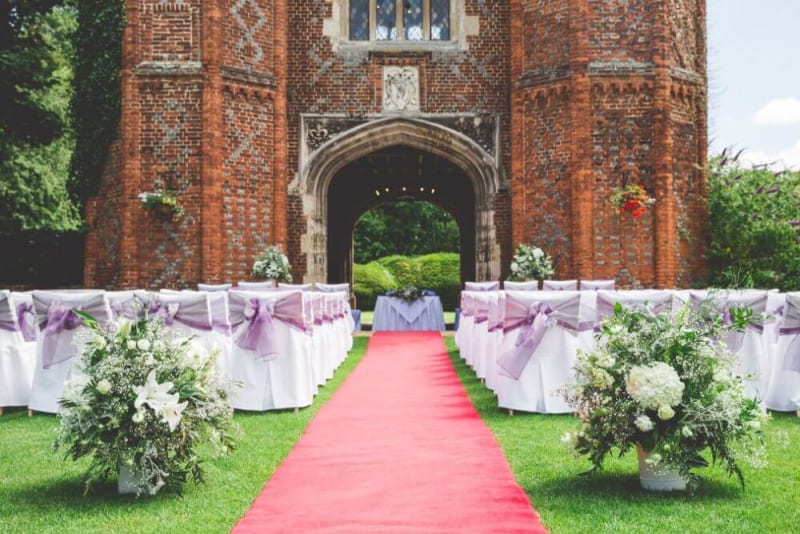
290, 116, 502, 283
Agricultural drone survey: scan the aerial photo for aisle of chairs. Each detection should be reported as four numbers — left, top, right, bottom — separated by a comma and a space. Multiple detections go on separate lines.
456, 280, 800, 415
0, 282, 356, 415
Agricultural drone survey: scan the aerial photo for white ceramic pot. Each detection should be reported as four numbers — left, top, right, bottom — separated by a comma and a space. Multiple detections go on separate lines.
636, 444, 688, 491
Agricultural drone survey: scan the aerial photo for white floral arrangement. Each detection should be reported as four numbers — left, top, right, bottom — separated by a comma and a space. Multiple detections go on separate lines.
508, 243, 555, 282
56, 313, 238, 496
251, 245, 292, 282
562, 302, 767, 491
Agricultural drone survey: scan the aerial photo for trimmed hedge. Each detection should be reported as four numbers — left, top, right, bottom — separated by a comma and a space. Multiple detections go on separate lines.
353, 262, 398, 310
355, 252, 461, 310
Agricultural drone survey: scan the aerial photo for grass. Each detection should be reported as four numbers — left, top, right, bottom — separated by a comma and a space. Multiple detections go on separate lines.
443, 336, 800, 534
0, 337, 369, 534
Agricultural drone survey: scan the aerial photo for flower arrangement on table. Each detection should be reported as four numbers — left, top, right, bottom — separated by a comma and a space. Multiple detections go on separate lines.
561, 302, 767, 491
138, 190, 185, 219
385, 287, 426, 303
56, 313, 238, 496
610, 183, 655, 218
252, 245, 293, 282
507, 243, 555, 282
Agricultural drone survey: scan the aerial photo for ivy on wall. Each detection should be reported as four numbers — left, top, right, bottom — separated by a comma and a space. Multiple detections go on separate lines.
68, 0, 125, 202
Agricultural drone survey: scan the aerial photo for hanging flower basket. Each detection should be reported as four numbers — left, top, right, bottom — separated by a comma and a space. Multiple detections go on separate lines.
138, 190, 185, 220
611, 184, 655, 219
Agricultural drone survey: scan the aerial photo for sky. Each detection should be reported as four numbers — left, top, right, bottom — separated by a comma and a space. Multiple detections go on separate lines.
707, 0, 800, 169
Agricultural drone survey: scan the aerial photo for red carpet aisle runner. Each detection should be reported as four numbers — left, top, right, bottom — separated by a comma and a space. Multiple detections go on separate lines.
232, 331, 547, 533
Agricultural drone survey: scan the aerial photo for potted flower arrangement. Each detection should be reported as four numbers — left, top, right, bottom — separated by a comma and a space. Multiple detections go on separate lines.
56, 313, 238, 496
252, 245, 292, 283
386, 287, 426, 303
610, 184, 655, 218
138, 190, 185, 219
507, 243, 555, 283
562, 302, 767, 492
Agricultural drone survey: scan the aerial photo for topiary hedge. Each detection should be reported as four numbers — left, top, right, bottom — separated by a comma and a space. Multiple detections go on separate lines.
355, 253, 461, 310
353, 261, 398, 310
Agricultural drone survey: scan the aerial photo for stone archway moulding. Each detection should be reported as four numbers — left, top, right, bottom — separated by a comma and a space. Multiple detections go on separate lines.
289, 116, 502, 283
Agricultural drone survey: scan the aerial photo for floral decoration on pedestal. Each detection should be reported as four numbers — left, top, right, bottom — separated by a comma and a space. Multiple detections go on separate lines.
561, 301, 768, 491
252, 246, 292, 283
507, 243, 555, 282
385, 287, 426, 303
611, 184, 655, 218
56, 313, 238, 496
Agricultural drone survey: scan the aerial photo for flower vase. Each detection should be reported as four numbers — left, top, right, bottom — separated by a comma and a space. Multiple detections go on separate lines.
636, 444, 688, 491
118, 464, 144, 495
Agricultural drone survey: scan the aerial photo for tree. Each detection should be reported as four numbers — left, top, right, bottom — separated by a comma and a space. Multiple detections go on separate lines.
0, 1, 81, 232
707, 150, 800, 290
353, 201, 460, 263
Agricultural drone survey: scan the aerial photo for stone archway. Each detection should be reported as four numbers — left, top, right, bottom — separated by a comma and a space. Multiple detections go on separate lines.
291, 117, 501, 284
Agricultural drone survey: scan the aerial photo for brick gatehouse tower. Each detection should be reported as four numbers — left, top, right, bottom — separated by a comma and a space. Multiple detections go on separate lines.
84, 0, 707, 289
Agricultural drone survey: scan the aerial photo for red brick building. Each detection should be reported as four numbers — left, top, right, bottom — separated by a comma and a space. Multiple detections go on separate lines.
84, 0, 707, 289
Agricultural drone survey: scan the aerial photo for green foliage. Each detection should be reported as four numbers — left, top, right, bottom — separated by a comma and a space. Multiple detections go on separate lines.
0, 3, 82, 232
353, 262, 398, 309
707, 152, 800, 290
68, 0, 125, 202
353, 201, 460, 263
356, 253, 461, 309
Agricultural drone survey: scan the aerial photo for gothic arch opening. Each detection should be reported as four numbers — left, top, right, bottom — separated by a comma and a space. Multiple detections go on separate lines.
295, 117, 501, 284
328, 146, 475, 285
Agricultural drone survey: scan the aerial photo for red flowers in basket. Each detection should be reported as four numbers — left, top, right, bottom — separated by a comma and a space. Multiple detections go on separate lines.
611, 184, 655, 218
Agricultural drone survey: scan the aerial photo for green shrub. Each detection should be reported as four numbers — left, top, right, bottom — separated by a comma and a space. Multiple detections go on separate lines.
417, 253, 461, 309
377, 255, 421, 287
708, 153, 800, 291
353, 262, 398, 310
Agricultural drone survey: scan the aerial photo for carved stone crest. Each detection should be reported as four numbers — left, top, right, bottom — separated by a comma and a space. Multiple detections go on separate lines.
383, 66, 420, 112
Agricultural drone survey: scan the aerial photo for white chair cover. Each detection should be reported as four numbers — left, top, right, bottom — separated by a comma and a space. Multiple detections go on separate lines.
278, 283, 314, 292
315, 283, 350, 293
766, 292, 800, 411
465, 281, 500, 291
0, 291, 36, 408
497, 291, 586, 413
237, 281, 276, 290
479, 291, 505, 393
580, 279, 616, 291
227, 290, 315, 411
470, 291, 494, 380
198, 283, 232, 292
106, 290, 140, 320
542, 280, 578, 291
29, 290, 110, 413
503, 281, 539, 291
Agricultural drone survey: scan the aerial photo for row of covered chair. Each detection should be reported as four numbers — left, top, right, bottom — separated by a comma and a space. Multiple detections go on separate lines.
0, 282, 355, 415
456, 287, 799, 415
465, 280, 616, 292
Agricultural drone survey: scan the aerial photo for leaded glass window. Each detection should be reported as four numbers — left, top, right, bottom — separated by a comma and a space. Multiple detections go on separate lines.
349, 0, 370, 41
348, 0, 451, 43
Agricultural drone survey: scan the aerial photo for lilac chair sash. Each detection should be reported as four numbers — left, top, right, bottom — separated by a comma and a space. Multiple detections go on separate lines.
488, 294, 506, 332
503, 281, 539, 291
36, 294, 109, 369
16, 301, 37, 341
780, 295, 800, 372
143, 294, 213, 331
688, 291, 768, 352
498, 293, 585, 380
229, 291, 308, 360
596, 292, 674, 322
473, 296, 492, 324
465, 281, 500, 291
543, 280, 578, 291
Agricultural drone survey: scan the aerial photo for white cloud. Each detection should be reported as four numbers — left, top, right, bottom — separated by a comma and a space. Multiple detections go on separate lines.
753, 98, 800, 125
738, 139, 800, 170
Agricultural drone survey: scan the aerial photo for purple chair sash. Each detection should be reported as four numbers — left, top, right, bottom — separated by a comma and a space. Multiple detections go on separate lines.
229, 292, 308, 360
689, 291, 768, 352
38, 294, 108, 369
780, 295, 800, 372
596, 292, 674, 323
488, 295, 506, 333
498, 293, 585, 380
473, 297, 491, 324
16, 301, 37, 341
145, 296, 213, 331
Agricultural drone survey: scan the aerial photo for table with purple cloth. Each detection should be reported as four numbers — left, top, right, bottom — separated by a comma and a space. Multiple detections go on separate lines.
372, 296, 445, 332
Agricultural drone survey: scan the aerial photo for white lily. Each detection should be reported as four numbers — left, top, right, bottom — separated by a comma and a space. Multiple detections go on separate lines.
159, 401, 188, 432
134, 370, 177, 411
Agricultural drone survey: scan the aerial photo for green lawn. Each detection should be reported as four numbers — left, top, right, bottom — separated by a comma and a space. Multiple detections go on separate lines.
0, 337, 369, 534
443, 337, 800, 534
